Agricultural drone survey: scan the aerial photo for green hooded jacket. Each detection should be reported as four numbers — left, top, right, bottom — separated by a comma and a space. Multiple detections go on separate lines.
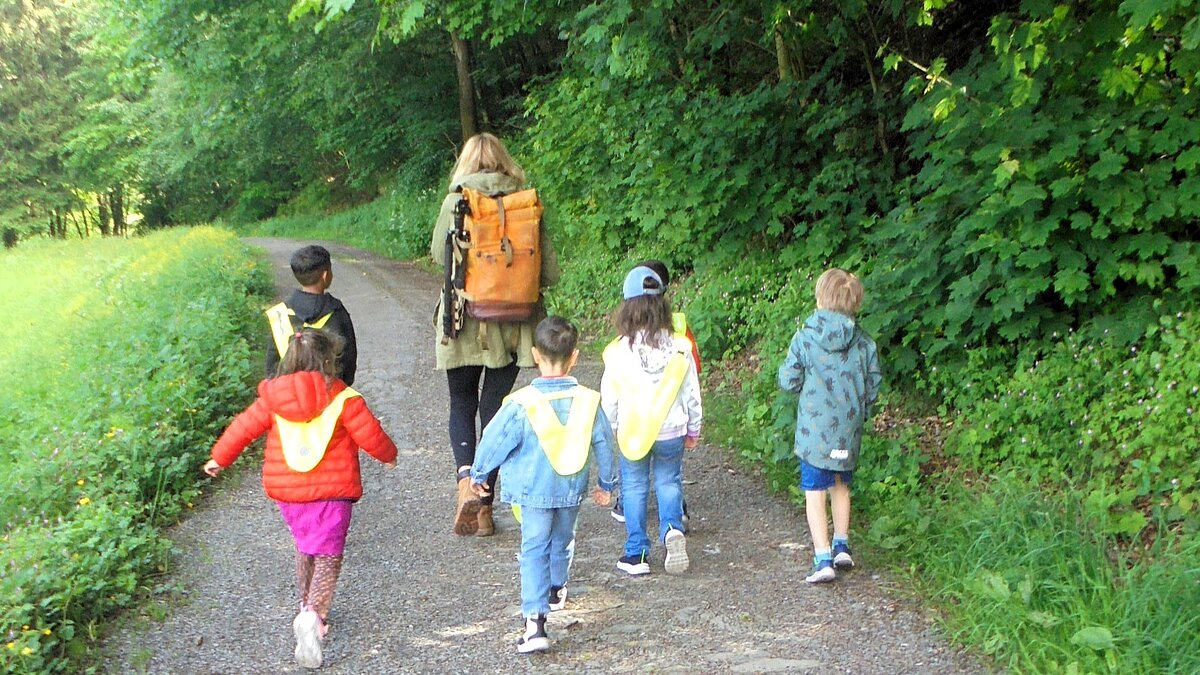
430, 171, 561, 370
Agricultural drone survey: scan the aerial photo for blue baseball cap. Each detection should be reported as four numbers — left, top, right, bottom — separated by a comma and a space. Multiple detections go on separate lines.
622, 267, 665, 300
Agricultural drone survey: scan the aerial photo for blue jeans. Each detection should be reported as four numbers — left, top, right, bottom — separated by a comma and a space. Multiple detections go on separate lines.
518, 505, 580, 617
619, 436, 685, 557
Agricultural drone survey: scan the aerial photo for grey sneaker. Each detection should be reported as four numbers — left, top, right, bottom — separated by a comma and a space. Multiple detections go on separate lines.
664, 527, 689, 574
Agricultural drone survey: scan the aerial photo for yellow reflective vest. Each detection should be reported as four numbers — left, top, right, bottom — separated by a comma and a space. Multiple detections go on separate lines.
276, 387, 361, 473
602, 334, 693, 461
504, 385, 600, 476
266, 302, 333, 358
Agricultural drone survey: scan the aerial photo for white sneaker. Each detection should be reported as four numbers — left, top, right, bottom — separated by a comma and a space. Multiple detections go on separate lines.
664, 527, 689, 575
549, 586, 567, 612
292, 610, 323, 669
516, 615, 550, 653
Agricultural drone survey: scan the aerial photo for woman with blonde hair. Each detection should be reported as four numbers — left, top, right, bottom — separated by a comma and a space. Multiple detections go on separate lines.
430, 132, 560, 537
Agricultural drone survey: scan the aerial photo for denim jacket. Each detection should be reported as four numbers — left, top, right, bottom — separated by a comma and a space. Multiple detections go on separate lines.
471, 376, 617, 508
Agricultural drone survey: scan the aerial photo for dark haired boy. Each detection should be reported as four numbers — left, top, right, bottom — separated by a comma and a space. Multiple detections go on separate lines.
470, 316, 616, 653
265, 245, 358, 385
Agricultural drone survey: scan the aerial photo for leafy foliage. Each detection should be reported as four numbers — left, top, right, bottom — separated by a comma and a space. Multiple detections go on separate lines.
0, 229, 270, 672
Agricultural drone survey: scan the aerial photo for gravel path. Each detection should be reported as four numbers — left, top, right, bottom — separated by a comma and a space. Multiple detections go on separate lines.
102, 238, 987, 674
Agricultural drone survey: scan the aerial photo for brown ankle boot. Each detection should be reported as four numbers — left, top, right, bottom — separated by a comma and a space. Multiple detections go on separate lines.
453, 477, 481, 536
476, 505, 495, 537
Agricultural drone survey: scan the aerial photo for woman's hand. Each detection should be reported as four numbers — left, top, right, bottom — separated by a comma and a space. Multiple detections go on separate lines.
470, 481, 491, 498
684, 435, 699, 450
203, 459, 223, 477
592, 487, 612, 507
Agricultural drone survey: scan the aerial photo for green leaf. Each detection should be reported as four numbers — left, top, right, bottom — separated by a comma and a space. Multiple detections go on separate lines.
1028, 611, 1061, 628
1089, 150, 1126, 180
1175, 146, 1200, 172
1070, 626, 1115, 651
883, 54, 902, 72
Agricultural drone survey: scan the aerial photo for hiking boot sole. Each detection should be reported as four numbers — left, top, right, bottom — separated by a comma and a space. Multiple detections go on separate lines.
453, 498, 481, 536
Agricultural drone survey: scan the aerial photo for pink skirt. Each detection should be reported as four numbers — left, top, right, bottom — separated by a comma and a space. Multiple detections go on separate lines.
277, 500, 354, 556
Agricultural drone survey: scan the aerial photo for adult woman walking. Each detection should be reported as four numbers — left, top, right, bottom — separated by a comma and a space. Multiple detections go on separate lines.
431, 133, 559, 536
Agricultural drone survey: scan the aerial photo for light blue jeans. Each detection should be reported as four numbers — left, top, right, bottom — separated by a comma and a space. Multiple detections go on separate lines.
518, 505, 580, 617
619, 436, 686, 558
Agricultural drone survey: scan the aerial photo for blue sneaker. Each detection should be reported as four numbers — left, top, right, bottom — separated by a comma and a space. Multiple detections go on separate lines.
833, 542, 855, 570
805, 558, 836, 584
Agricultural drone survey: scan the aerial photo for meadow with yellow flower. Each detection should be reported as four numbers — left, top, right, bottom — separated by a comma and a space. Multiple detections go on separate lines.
0, 228, 269, 672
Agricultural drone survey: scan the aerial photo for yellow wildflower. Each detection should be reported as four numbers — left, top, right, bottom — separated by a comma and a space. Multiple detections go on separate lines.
21, 647, 32, 656
5, 642, 13, 650
78, 497, 91, 506
42, 629, 51, 636
76, 479, 85, 486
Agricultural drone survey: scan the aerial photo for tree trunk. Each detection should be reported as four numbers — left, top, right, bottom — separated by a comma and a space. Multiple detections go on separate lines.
775, 28, 796, 82
111, 185, 125, 236
450, 31, 478, 141
97, 194, 111, 236
69, 210, 84, 238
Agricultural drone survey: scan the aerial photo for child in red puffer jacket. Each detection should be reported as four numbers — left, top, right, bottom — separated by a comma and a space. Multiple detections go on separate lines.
203, 328, 396, 669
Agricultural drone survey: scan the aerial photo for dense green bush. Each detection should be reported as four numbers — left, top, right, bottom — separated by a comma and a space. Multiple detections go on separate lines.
241, 183, 438, 261
0, 228, 270, 672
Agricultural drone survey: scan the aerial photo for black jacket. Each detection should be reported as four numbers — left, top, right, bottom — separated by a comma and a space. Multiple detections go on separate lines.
265, 290, 358, 385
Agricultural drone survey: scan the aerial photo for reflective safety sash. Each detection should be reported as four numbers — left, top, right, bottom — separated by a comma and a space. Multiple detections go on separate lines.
276, 387, 360, 473
266, 302, 333, 358
671, 312, 688, 337
505, 385, 600, 476
603, 336, 692, 461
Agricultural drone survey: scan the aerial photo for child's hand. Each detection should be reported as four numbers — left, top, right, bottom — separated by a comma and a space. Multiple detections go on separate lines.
470, 481, 490, 498
592, 487, 612, 507
684, 435, 699, 450
203, 459, 223, 477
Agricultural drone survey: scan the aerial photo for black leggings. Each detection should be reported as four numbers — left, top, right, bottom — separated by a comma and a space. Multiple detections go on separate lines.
447, 363, 519, 505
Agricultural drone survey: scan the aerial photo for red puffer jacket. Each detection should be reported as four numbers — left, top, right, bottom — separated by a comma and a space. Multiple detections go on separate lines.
210, 371, 397, 503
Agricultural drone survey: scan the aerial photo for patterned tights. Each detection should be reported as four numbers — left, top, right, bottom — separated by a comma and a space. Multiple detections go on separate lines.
296, 551, 343, 621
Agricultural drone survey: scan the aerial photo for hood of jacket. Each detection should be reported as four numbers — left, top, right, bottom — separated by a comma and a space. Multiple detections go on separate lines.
451, 171, 524, 195
257, 370, 340, 422
285, 289, 346, 326
804, 309, 859, 352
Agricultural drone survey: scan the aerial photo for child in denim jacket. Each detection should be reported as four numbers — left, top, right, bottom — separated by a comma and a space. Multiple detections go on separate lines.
470, 316, 616, 653
778, 268, 882, 584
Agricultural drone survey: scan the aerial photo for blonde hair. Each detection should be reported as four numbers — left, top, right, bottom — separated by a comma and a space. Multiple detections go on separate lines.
449, 133, 526, 186
815, 268, 864, 316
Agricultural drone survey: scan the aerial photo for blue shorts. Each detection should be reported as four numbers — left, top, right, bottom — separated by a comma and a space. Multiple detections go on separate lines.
799, 462, 853, 492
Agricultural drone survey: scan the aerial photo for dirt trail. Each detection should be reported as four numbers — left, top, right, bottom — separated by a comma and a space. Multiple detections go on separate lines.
103, 238, 986, 674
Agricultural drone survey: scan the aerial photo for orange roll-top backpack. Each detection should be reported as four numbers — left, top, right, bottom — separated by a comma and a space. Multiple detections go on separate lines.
459, 187, 544, 322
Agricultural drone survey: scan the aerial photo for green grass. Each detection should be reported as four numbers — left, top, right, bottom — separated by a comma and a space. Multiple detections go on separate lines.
0, 228, 270, 673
